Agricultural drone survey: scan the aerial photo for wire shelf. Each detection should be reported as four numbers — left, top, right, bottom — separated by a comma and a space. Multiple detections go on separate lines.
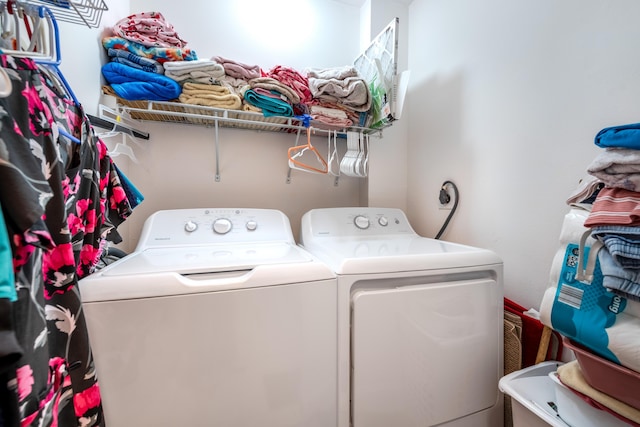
27, 0, 107, 28
102, 87, 382, 137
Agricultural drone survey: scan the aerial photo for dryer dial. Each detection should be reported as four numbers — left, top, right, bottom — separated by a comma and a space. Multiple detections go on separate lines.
246, 220, 258, 231
212, 218, 233, 234
378, 216, 389, 227
354, 215, 370, 230
184, 221, 198, 233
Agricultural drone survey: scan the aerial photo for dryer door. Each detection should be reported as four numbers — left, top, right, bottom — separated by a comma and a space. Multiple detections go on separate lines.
351, 278, 502, 427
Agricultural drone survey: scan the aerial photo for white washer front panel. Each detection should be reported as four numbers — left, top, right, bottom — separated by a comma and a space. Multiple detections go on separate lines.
84, 278, 338, 427
351, 278, 501, 427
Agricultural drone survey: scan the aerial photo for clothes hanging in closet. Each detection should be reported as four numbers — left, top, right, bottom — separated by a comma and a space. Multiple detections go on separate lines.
0, 53, 135, 427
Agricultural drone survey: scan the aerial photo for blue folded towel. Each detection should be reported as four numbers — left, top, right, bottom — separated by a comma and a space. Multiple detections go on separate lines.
595, 122, 640, 149
101, 62, 181, 101
243, 89, 293, 117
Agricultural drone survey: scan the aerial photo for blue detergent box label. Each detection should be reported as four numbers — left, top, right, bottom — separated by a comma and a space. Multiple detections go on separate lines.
551, 243, 627, 364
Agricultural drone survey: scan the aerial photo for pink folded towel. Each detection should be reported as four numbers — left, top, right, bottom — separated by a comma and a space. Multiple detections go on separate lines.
213, 56, 261, 80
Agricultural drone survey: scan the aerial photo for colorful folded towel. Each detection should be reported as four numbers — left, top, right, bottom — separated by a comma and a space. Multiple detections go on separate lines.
103, 36, 198, 64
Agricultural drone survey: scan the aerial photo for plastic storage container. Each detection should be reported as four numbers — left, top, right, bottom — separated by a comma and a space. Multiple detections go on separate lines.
564, 337, 640, 410
499, 362, 568, 427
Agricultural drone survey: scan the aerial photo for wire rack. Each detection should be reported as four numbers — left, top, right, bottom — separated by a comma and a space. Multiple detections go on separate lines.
26, 0, 107, 28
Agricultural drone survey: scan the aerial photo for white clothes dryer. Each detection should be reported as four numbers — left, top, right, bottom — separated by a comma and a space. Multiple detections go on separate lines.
79, 208, 337, 427
300, 207, 504, 427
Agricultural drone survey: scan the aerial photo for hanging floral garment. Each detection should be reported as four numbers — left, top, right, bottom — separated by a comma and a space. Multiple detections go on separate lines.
0, 54, 134, 426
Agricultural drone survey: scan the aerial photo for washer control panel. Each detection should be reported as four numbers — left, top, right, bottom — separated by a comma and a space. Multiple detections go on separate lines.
301, 207, 416, 238
137, 208, 296, 249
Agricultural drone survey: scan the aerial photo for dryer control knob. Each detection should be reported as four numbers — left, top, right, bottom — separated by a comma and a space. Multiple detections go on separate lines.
378, 216, 389, 227
246, 220, 258, 231
354, 215, 370, 229
184, 221, 198, 233
212, 218, 232, 234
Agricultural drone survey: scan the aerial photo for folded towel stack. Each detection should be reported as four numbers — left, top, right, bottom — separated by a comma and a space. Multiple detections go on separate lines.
213, 55, 261, 80
108, 48, 164, 74
178, 82, 241, 110
103, 36, 198, 64
113, 11, 188, 48
101, 62, 181, 101
164, 59, 225, 84
307, 66, 371, 113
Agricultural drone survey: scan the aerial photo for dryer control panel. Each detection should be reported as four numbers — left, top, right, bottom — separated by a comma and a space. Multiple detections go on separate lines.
300, 207, 416, 239
136, 208, 296, 249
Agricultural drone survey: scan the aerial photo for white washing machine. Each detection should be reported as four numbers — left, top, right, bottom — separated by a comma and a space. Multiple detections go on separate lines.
79, 208, 338, 427
299, 207, 504, 427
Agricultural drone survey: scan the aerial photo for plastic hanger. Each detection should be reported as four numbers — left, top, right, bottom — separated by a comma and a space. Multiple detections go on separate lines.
97, 112, 142, 163
110, 137, 139, 163
288, 126, 328, 174
100, 131, 140, 164
327, 130, 340, 177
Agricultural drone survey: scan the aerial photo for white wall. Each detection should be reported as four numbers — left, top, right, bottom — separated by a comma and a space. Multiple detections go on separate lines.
407, 0, 640, 309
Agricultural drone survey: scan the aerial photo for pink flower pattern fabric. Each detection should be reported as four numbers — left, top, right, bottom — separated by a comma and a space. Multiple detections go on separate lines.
0, 54, 134, 427
113, 11, 188, 48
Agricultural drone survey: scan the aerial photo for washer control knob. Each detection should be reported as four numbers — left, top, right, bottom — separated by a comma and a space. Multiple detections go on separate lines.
246, 220, 258, 231
212, 218, 232, 234
378, 216, 389, 227
184, 221, 198, 233
354, 215, 370, 230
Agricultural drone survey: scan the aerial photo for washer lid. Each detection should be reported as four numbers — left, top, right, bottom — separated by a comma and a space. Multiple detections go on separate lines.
101, 242, 313, 277
301, 235, 502, 274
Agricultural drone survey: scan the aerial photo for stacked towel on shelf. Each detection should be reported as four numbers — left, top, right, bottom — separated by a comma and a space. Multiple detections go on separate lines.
107, 48, 164, 74
241, 87, 293, 117
241, 76, 301, 117
103, 36, 198, 63
101, 62, 181, 101
102, 12, 201, 103
212, 55, 261, 80
266, 65, 312, 105
178, 82, 241, 110
164, 59, 225, 84
249, 77, 301, 105
307, 66, 371, 113
113, 11, 188, 48
309, 105, 353, 130
217, 75, 251, 97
